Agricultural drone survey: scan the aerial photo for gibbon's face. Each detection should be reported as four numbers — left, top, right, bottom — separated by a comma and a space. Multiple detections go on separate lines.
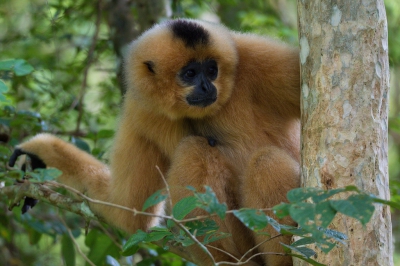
125, 19, 238, 119
179, 59, 218, 107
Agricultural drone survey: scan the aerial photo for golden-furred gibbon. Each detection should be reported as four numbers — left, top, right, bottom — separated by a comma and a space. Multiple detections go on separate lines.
9, 19, 300, 265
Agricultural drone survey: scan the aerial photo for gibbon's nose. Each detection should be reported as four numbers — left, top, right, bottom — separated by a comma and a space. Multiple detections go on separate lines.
201, 80, 213, 93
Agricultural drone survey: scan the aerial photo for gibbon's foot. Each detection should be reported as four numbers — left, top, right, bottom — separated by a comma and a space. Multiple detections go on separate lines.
207, 136, 217, 147
9, 148, 47, 214
21, 197, 38, 214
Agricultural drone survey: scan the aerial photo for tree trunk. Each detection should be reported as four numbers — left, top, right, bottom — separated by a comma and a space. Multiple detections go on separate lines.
296, 0, 392, 265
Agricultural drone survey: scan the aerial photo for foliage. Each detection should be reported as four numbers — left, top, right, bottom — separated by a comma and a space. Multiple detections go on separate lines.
0, 0, 399, 265
120, 185, 397, 266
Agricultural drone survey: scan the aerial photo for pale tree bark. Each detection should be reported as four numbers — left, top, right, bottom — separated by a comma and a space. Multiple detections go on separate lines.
296, 0, 392, 265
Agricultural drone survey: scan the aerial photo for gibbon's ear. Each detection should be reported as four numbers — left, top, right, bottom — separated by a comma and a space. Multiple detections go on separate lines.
9, 148, 47, 214
144, 61, 155, 74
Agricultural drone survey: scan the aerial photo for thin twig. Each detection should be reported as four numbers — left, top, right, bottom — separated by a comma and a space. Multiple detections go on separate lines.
216, 252, 286, 266
46, 181, 136, 213
60, 216, 96, 266
97, 222, 123, 249
239, 233, 285, 262
173, 218, 216, 265
156, 165, 173, 212
206, 244, 240, 262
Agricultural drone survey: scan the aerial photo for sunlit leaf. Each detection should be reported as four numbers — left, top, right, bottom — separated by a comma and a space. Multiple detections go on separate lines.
233, 208, 268, 231
172, 196, 197, 220
194, 186, 227, 219
13, 59, 34, 76
142, 189, 167, 211
71, 136, 91, 153
273, 203, 290, 218
330, 194, 375, 225
282, 243, 316, 258
122, 230, 147, 256
287, 187, 323, 203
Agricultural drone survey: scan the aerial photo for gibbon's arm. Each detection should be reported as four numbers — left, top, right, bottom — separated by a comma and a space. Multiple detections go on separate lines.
233, 33, 300, 118
9, 133, 110, 194
9, 132, 169, 233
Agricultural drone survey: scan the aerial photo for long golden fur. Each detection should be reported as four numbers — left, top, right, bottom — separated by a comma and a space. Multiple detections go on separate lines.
12, 19, 300, 265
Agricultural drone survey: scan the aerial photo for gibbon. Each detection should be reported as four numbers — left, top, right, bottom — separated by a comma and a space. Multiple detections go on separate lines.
9, 19, 300, 265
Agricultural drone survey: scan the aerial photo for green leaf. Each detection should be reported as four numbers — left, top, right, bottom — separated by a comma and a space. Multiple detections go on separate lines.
186, 219, 219, 237
291, 237, 316, 247
287, 187, 323, 203
194, 186, 227, 219
312, 186, 359, 203
282, 243, 316, 258
0, 80, 7, 93
142, 189, 167, 211
29, 168, 62, 182
289, 202, 317, 231
71, 137, 91, 153
85, 230, 119, 265
61, 234, 76, 266
97, 129, 114, 139
122, 230, 147, 256
330, 194, 375, 225
146, 227, 172, 242
172, 196, 197, 220
13, 59, 34, 76
315, 201, 336, 227
5, 170, 24, 179
0, 80, 8, 103
279, 225, 308, 236
0, 59, 18, 70
203, 231, 231, 244
273, 203, 290, 218
233, 209, 268, 231
370, 195, 400, 210
27, 227, 42, 245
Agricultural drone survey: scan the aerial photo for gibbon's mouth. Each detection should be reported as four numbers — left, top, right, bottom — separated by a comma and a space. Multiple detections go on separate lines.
186, 95, 217, 107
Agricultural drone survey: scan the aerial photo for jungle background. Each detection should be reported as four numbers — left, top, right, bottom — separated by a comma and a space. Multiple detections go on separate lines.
0, 0, 399, 265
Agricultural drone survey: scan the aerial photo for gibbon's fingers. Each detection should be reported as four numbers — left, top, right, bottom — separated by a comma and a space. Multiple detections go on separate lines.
9, 148, 47, 214
9, 148, 47, 169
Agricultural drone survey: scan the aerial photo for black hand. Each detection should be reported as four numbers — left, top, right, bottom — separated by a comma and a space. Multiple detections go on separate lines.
9, 148, 46, 169
9, 148, 46, 214
21, 197, 38, 214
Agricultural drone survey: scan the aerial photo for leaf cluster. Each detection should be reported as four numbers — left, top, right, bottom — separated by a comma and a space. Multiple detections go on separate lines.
121, 185, 398, 266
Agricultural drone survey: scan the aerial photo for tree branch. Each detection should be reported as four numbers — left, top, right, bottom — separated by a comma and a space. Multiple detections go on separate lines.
1, 180, 100, 221
0, 179, 218, 265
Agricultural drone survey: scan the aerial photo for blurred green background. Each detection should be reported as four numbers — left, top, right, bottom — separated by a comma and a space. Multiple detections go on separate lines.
0, 0, 399, 265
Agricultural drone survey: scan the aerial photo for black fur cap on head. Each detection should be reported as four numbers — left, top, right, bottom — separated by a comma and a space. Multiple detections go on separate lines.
168, 19, 210, 48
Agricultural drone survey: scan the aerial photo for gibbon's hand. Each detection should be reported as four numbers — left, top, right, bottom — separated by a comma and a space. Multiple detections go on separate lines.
9, 148, 46, 214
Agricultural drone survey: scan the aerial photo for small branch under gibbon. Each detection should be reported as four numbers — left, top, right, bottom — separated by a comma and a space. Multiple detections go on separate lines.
0, 179, 217, 265
1, 180, 100, 221
1, 176, 286, 266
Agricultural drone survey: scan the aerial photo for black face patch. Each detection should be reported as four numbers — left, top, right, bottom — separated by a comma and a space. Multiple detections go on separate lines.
169, 19, 209, 48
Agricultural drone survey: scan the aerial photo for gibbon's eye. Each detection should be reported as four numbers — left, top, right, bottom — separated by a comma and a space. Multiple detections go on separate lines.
184, 69, 196, 79
208, 66, 217, 77
205, 59, 218, 80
